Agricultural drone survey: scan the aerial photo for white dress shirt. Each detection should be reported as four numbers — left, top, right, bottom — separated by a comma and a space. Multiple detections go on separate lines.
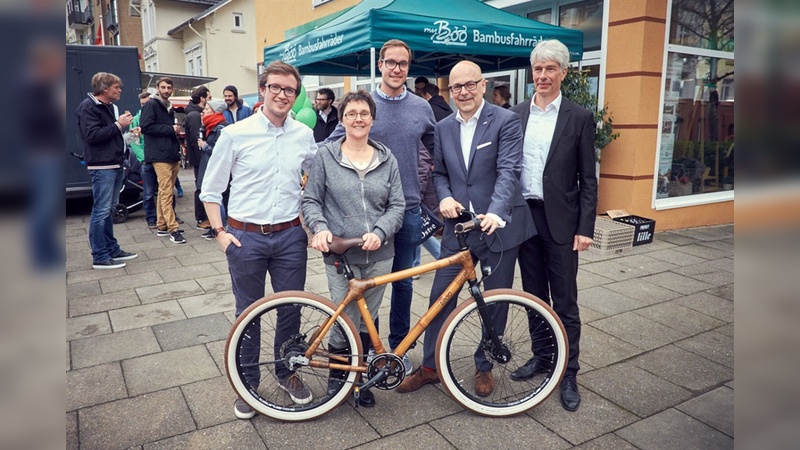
200, 111, 317, 224
521, 93, 562, 200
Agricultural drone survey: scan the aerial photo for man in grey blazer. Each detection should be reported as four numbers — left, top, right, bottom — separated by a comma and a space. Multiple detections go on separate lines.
397, 61, 535, 396
509, 40, 598, 412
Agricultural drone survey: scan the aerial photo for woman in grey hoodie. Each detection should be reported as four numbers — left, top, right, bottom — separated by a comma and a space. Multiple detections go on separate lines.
302, 90, 405, 407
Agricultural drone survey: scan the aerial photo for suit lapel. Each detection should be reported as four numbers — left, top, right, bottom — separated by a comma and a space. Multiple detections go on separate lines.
467, 105, 492, 172
545, 98, 572, 168
519, 100, 532, 132
449, 116, 467, 176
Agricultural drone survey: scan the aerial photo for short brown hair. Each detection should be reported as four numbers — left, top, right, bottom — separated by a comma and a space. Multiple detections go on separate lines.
338, 90, 377, 122
138, 92, 151, 100
259, 60, 302, 91
156, 77, 173, 87
493, 85, 511, 101
379, 39, 411, 61
91, 72, 122, 95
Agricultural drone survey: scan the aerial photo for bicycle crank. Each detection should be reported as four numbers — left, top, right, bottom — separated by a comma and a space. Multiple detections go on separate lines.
365, 353, 405, 390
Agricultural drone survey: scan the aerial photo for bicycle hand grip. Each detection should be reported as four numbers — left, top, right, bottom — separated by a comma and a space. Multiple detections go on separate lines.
454, 217, 481, 233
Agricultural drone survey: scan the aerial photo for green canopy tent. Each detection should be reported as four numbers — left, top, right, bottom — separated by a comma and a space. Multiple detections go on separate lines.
263, 0, 583, 89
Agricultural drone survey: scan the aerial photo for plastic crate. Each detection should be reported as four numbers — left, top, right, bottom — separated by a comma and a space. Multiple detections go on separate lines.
590, 217, 634, 255
613, 215, 656, 246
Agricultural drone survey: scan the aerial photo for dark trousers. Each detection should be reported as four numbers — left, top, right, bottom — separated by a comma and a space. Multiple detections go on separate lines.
193, 165, 207, 223
226, 224, 308, 385
388, 207, 422, 349
518, 203, 581, 375
421, 236, 519, 372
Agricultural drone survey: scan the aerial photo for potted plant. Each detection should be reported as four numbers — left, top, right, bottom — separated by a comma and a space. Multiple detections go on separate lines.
561, 69, 619, 163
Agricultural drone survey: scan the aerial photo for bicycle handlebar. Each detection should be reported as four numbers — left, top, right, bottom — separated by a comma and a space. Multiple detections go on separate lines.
454, 217, 482, 234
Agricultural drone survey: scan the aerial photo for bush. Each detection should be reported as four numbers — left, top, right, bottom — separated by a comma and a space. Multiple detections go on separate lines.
561, 68, 619, 161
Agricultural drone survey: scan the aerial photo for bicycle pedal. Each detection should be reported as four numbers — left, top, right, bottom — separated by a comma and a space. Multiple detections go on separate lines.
353, 386, 360, 407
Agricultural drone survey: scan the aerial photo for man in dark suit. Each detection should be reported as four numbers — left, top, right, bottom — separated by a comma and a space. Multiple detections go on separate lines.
509, 39, 597, 412
398, 61, 535, 396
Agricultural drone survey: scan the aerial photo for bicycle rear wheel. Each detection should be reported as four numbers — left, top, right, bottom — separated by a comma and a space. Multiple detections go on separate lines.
225, 291, 362, 421
436, 289, 568, 417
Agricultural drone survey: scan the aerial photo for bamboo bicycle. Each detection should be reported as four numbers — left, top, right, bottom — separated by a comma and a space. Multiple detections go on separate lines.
225, 215, 568, 421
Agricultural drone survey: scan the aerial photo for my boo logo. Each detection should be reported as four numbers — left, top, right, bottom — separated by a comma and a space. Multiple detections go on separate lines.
281, 43, 297, 63
425, 20, 468, 46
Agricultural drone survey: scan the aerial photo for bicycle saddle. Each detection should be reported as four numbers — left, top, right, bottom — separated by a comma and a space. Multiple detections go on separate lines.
327, 236, 364, 255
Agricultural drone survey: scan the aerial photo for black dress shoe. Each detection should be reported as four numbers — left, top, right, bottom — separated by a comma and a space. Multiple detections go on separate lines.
560, 374, 581, 411
510, 358, 550, 381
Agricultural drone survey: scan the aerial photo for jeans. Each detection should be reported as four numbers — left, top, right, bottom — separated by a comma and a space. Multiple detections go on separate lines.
88, 168, 124, 263
142, 163, 157, 225
413, 235, 442, 266
388, 206, 422, 349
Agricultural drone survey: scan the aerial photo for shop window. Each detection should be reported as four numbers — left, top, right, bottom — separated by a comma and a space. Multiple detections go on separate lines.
559, 0, 603, 52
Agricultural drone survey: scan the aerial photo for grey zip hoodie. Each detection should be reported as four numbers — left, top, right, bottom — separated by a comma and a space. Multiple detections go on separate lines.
302, 137, 405, 265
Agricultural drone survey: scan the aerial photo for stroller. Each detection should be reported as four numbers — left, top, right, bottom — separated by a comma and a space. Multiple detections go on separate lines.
70, 149, 144, 224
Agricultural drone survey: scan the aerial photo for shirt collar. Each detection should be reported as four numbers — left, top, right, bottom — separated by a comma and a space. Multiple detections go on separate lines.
88, 93, 109, 106
530, 92, 562, 113
455, 99, 486, 125
375, 84, 407, 101
255, 108, 293, 132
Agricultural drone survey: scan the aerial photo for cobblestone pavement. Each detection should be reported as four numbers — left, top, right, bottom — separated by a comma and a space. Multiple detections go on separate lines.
67, 171, 733, 449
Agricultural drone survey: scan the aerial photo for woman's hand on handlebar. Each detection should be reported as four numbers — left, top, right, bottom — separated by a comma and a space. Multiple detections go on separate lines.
311, 230, 333, 253
361, 232, 381, 251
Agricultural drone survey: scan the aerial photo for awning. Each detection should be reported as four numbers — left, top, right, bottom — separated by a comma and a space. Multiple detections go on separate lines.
141, 72, 217, 93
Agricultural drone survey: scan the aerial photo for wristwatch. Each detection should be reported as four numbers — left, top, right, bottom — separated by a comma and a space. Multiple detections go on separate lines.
215, 227, 226, 235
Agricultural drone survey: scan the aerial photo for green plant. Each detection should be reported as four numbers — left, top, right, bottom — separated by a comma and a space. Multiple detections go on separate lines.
561, 69, 619, 161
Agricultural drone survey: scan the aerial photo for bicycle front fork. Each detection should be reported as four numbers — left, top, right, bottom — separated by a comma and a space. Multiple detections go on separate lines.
469, 280, 512, 364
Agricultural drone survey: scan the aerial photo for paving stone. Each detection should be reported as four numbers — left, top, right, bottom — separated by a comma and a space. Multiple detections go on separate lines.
676, 386, 734, 437
253, 402, 379, 449
431, 411, 570, 449
673, 244, 731, 260
108, 300, 187, 332
581, 260, 650, 282
100, 271, 164, 294
579, 286, 645, 316
144, 419, 266, 450
580, 363, 693, 417
210, 260, 230, 274
616, 408, 733, 449
674, 291, 734, 323
671, 258, 734, 276
579, 305, 607, 323
579, 325, 644, 369
603, 278, 682, 305
195, 273, 232, 293
716, 323, 733, 337
175, 250, 228, 267
351, 424, 456, 450
640, 272, 714, 295
592, 312, 687, 351
707, 283, 734, 301
205, 339, 227, 374
71, 328, 161, 369
646, 249, 708, 266
530, 387, 638, 445
67, 312, 112, 341
577, 269, 614, 290
78, 388, 195, 450
655, 232, 700, 246
630, 345, 732, 392
178, 291, 236, 318
181, 376, 236, 429
726, 381, 733, 389
67, 280, 102, 300
152, 313, 231, 351
69, 290, 141, 317
696, 239, 735, 253
573, 433, 639, 450
67, 411, 78, 450
123, 345, 220, 396
123, 256, 182, 275
687, 270, 734, 287
676, 226, 733, 241
614, 254, 680, 274
159, 263, 221, 283
144, 244, 199, 260
67, 362, 127, 411
67, 267, 125, 284
635, 301, 725, 335
135, 279, 204, 304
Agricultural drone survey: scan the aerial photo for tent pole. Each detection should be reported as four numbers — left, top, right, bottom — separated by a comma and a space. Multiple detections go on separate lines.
370, 47, 376, 92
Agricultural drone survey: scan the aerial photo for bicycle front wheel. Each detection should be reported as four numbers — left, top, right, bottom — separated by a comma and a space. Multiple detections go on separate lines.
436, 289, 568, 417
225, 291, 362, 421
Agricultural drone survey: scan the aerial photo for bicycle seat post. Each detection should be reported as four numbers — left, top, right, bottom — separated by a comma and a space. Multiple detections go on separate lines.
334, 255, 355, 280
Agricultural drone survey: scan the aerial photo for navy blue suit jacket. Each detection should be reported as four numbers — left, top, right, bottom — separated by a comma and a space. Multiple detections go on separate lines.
433, 102, 536, 253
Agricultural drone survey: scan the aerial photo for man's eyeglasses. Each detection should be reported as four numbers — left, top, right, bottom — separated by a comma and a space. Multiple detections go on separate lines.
380, 59, 410, 71
448, 79, 483, 94
315, 97, 330, 102
343, 111, 372, 120
266, 84, 298, 97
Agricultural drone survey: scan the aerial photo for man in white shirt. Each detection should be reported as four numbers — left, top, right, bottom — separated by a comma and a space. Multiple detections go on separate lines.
200, 61, 318, 420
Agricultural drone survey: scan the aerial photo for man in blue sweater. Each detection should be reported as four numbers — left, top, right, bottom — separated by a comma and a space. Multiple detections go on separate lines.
326, 39, 436, 373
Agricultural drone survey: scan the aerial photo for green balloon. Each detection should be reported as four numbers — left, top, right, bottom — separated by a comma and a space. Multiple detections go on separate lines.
304, 96, 313, 110
295, 106, 317, 129
292, 95, 304, 114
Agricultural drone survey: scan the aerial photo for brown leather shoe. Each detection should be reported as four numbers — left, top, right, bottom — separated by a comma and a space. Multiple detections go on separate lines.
397, 367, 439, 393
475, 370, 494, 397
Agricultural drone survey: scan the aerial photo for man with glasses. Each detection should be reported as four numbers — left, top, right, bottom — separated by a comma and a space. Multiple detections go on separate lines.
312, 87, 338, 143
325, 39, 436, 376
200, 60, 318, 420
397, 60, 535, 396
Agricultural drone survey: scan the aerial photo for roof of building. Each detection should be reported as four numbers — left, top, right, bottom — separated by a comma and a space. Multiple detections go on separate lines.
167, 0, 231, 36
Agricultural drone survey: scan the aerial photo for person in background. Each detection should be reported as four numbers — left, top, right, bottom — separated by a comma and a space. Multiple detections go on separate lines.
303, 90, 405, 408
312, 87, 338, 143
414, 76, 430, 97
195, 99, 229, 240
420, 83, 453, 122
222, 85, 252, 123
183, 86, 211, 230
492, 84, 512, 109
75, 72, 138, 269
129, 92, 157, 229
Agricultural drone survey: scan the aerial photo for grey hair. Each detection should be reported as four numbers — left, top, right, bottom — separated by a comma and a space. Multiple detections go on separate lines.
529, 39, 570, 69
